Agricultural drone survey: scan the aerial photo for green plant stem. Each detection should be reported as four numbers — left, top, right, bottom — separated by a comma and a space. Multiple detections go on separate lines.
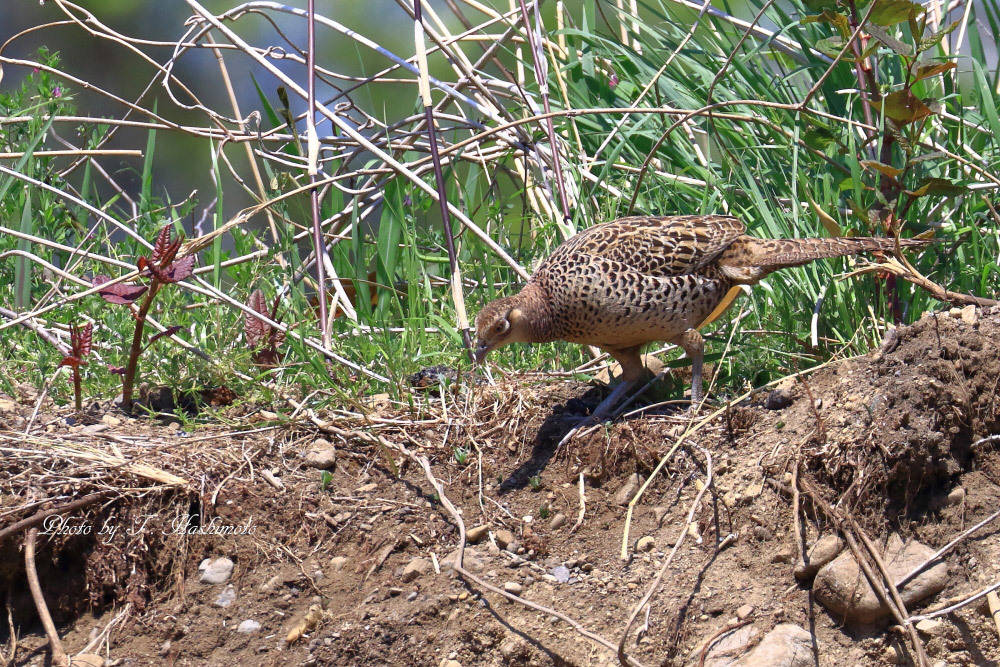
121, 279, 163, 412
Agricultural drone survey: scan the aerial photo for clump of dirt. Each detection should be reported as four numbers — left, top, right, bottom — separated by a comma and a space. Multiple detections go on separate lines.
1, 306, 998, 667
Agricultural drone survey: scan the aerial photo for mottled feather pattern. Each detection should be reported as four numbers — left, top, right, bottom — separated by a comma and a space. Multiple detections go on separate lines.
474, 214, 930, 400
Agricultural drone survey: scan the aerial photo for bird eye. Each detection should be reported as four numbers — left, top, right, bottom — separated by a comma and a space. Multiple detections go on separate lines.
495, 320, 509, 334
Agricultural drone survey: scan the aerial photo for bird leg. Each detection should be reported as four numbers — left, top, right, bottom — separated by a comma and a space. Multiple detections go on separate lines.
555, 346, 645, 450
679, 329, 705, 404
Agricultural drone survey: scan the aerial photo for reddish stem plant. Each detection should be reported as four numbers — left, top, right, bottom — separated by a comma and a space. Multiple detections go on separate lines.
93, 227, 194, 412
244, 289, 286, 368
59, 321, 92, 411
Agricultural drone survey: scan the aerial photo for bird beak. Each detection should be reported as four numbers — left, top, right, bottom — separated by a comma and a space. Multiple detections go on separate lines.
473, 341, 490, 364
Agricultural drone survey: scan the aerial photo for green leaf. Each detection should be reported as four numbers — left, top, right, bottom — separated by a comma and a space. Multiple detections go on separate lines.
906, 178, 967, 197
815, 36, 848, 58
874, 90, 934, 124
802, 10, 851, 37
803, 126, 838, 150
866, 25, 914, 56
867, 0, 924, 26
918, 20, 961, 52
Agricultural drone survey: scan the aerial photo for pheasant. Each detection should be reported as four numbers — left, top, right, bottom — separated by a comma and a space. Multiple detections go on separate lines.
474, 214, 928, 437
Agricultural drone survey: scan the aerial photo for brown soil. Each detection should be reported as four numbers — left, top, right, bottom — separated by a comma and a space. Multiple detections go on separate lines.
2, 307, 999, 667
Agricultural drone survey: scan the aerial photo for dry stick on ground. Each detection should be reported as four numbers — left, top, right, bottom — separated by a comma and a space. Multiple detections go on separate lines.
618, 446, 713, 667
570, 472, 586, 534
987, 591, 1000, 642
24, 528, 69, 667
409, 452, 645, 667
0, 491, 112, 546
909, 581, 1000, 621
895, 507, 1000, 588
799, 477, 930, 667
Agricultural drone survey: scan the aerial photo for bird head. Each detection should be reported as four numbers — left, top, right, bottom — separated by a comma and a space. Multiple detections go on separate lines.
474, 295, 527, 364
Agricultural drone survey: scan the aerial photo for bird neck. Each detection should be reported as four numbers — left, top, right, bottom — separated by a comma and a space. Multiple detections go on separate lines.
514, 282, 557, 343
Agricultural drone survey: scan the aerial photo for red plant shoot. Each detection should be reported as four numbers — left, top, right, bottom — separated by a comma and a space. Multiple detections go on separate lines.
92, 226, 194, 412
244, 289, 285, 368
59, 321, 92, 411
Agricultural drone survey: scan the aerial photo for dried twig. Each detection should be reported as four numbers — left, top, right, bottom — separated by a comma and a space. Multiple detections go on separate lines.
570, 472, 586, 534
24, 528, 69, 667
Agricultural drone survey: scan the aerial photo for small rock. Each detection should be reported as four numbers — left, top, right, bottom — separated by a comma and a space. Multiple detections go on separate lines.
237, 619, 262, 634
549, 513, 567, 530
614, 473, 641, 506
504, 581, 523, 595
949, 307, 963, 318
466, 525, 489, 544
735, 604, 754, 621
771, 545, 795, 564
215, 585, 236, 608
330, 556, 347, 572
794, 534, 844, 580
960, 305, 978, 325
302, 446, 336, 469
549, 565, 571, 583
495, 529, 515, 549
81, 423, 107, 435
199, 557, 235, 584
441, 661, 462, 667
736, 623, 813, 667
441, 548, 485, 573
752, 526, 773, 542
687, 623, 759, 666
102, 414, 121, 427
883, 646, 903, 664
637, 536, 655, 552
765, 389, 793, 410
259, 409, 278, 420
401, 557, 430, 582
355, 482, 378, 494
70, 654, 105, 667
653, 506, 668, 525
946, 487, 965, 506
814, 534, 948, 623
915, 618, 946, 637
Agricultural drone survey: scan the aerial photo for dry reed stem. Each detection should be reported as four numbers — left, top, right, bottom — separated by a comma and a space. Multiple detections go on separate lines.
24, 528, 69, 667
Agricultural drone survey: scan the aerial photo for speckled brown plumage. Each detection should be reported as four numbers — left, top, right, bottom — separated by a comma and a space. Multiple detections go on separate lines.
475, 214, 928, 411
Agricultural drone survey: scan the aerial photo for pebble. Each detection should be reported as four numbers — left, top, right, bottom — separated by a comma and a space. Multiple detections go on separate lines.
752, 525, 773, 542
401, 557, 430, 582
302, 445, 337, 469
636, 536, 655, 552
504, 582, 523, 595
214, 585, 236, 608
441, 661, 462, 667
735, 603, 754, 620
465, 525, 488, 544
70, 654, 105, 667
355, 483, 378, 494
494, 529, 515, 549
946, 487, 965, 505
814, 534, 948, 623
549, 513, 567, 530
794, 534, 844, 580
330, 556, 347, 572
765, 389, 793, 410
237, 619, 261, 634
738, 624, 813, 667
915, 618, 946, 637
653, 506, 668, 525
614, 473, 641, 506
199, 557, 234, 585
102, 414, 121, 427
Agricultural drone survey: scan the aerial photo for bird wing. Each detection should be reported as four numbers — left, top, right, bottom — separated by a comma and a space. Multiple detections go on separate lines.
549, 215, 745, 277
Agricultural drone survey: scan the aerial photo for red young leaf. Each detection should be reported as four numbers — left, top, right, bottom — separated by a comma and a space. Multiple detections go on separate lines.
107, 364, 126, 375
59, 356, 82, 368
160, 254, 194, 283
71, 322, 93, 358
93, 275, 148, 305
147, 325, 183, 346
245, 289, 270, 348
151, 227, 178, 266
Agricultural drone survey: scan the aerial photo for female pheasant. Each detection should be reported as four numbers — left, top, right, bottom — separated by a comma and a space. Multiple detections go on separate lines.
474, 215, 927, 436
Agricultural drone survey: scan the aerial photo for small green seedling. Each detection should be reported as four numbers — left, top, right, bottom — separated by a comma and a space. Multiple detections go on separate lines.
528, 475, 542, 492
453, 447, 470, 465
320, 470, 334, 491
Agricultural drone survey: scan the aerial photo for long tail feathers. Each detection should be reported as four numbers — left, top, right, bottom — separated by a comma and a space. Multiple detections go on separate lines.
718, 236, 932, 282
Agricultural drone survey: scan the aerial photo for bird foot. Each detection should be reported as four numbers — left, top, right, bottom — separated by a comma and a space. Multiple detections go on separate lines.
554, 380, 638, 451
